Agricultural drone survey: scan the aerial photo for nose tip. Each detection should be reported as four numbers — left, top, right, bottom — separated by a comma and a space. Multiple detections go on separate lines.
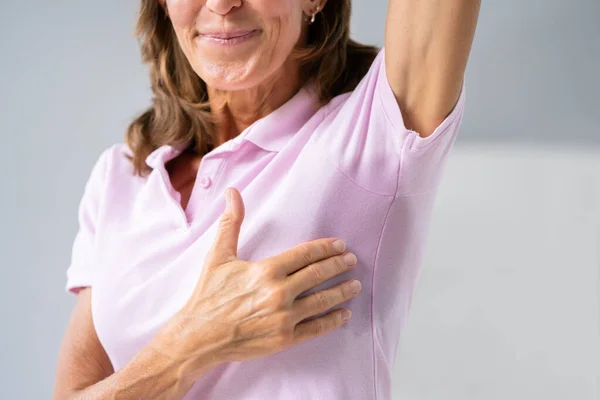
205, 0, 243, 16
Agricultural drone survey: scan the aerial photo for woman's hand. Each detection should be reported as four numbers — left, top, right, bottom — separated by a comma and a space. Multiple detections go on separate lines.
152, 187, 360, 380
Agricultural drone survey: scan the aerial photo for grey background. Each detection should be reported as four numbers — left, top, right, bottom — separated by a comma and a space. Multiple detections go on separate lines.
1, 1, 598, 399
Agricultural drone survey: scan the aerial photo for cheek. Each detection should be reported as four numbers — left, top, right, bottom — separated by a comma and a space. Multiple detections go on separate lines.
262, 4, 302, 57
166, 0, 201, 61
166, 0, 201, 27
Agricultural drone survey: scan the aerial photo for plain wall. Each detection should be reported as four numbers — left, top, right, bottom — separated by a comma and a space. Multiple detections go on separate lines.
1, 1, 598, 398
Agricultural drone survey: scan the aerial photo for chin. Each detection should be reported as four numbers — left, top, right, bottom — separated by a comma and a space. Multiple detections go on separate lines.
194, 54, 275, 92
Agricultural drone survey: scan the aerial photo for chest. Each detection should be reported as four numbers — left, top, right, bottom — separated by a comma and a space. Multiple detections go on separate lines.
91, 141, 391, 369
165, 152, 202, 212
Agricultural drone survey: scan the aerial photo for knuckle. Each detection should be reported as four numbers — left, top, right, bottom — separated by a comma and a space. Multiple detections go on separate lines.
313, 318, 325, 336
320, 241, 330, 257
267, 286, 288, 306
247, 261, 260, 273
314, 290, 329, 314
297, 243, 314, 264
220, 211, 241, 230
276, 332, 292, 350
277, 312, 293, 329
256, 259, 276, 277
308, 264, 325, 285
342, 283, 351, 299
219, 211, 234, 226
251, 261, 271, 279
333, 256, 346, 274
275, 317, 293, 349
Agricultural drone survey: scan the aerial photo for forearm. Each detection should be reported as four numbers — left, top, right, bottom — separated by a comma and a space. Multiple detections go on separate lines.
66, 341, 217, 400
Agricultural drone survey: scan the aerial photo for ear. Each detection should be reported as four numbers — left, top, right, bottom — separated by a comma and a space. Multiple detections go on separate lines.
301, 0, 327, 18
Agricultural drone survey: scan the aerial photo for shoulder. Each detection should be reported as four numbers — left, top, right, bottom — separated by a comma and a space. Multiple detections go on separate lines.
83, 142, 139, 197
104, 142, 133, 163
309, 45, 466, 197
95, 142, 136, 175
308, 48, 404, 196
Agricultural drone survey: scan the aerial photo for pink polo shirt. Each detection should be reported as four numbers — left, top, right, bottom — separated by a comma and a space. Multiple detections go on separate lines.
66, 48, 466, 400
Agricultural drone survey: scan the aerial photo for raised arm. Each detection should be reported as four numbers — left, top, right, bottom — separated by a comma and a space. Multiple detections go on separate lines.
385, 0, 481, 138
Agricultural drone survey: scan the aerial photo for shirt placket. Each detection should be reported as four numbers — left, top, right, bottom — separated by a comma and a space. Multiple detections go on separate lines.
178, 153, 226, 232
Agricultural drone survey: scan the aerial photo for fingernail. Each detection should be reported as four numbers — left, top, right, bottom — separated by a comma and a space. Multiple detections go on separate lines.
344, 253, 357, 266
349, 280, 361, 294
342, 310, 352, 321
332, 240, 346, 253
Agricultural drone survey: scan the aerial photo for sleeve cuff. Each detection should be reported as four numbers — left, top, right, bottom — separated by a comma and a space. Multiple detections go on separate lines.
378, 48, 467, 150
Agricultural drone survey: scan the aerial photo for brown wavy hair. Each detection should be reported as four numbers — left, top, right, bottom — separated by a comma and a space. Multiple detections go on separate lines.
125, 0, 379, 177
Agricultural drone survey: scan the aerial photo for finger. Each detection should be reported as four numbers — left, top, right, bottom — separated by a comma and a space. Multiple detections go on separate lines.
207, 187, 245, 265
264, 238, 347, 276
286, 252, 357, 296
293, 308, 351, 345
291, 279, 360, 323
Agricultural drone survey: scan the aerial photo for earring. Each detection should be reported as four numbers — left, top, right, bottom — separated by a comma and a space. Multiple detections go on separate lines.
310, 5, 320, 24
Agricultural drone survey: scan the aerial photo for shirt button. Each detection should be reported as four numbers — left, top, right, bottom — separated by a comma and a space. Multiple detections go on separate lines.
199, 175, 212, 189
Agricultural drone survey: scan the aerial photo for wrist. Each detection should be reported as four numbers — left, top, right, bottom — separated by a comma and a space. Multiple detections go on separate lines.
150, 312, 227, 383
142, 343, 207, 392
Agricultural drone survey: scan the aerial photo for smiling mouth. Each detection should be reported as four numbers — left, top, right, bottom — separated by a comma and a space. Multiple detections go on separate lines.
198, 30, 260, 45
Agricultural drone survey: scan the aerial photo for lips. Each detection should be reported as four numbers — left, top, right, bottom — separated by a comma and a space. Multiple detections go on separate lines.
199, 30, 258, 40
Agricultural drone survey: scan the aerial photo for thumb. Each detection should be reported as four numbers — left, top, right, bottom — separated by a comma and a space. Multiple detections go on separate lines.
208, 187, 245, 265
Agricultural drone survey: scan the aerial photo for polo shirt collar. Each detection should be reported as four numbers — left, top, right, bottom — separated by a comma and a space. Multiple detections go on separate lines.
241, 83, 319, 152
145, 82, 319, 168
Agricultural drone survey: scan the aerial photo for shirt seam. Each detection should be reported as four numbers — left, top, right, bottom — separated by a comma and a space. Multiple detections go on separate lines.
378, 73, 403, 138
370, 192, 395, 400
310, 133, 396, 400
311, 140, 396, 198
369, 127, 411, 400
394, 130, 415, 199
377, 61, 410, 151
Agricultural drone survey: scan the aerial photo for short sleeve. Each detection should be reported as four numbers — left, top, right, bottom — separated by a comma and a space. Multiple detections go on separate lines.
65, 147, 111, 295
377, 49, 467, 196
312, 47, 466, 196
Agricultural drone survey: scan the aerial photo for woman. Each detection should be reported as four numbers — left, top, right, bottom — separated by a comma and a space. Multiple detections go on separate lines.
54, 0, 479, 399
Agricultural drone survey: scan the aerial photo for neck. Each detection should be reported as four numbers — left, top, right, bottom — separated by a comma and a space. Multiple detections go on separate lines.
207, 58, 302, 147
